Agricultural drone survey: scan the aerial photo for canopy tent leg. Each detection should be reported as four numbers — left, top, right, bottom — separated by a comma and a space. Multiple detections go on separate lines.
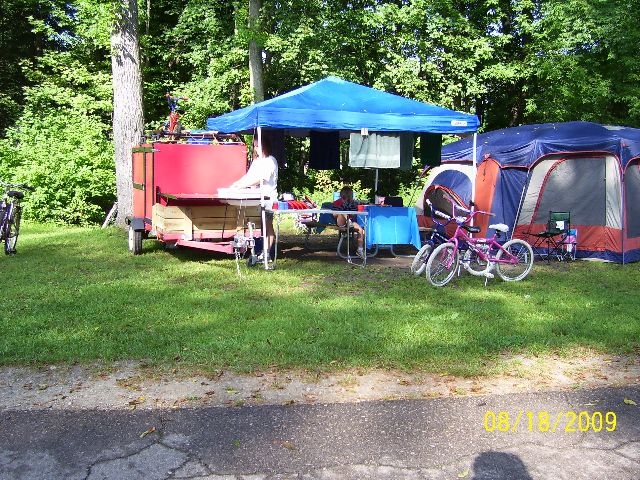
472, 133, 477, 202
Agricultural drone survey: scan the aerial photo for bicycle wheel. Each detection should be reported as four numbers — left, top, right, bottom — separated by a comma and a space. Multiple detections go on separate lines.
411, 243, 433, 276
425, 242, 459, 287
460, 246, 490, 276
496, 239, 534, 281
128, 224, 143, 255
4, 206, 21, 255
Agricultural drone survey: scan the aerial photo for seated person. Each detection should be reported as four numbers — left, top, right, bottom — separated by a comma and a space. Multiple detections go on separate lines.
332, 185, 365, 258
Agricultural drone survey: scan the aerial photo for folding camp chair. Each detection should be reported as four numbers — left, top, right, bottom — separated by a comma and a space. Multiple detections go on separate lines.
530, 211, 571, 261
300, 202, 373, 258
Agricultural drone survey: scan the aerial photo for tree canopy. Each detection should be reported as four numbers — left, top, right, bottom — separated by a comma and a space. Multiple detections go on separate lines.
1, 0, 639, 224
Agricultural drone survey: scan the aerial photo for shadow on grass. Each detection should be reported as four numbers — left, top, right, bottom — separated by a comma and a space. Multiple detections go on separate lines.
1, 224, 638, 376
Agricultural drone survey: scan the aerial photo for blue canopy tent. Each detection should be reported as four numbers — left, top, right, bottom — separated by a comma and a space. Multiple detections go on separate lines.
206, 76, 480, 195
205, 76, 479, 136
206, 77, 480, 268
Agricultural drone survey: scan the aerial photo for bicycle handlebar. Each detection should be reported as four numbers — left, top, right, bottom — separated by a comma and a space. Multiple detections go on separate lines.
474, 209, 495, 218
440, 193, 495, 222
425, 199, 451, 220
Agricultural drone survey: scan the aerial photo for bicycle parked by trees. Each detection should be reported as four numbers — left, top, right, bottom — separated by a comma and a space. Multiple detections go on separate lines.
425, 195, 534, 287
1, 181, 33, 255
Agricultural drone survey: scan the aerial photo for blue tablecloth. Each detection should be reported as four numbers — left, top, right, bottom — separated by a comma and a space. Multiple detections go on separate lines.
363, 206, 422, 250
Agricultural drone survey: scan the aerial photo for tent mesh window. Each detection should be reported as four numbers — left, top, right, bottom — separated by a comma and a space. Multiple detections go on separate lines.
423, 185, 468, 219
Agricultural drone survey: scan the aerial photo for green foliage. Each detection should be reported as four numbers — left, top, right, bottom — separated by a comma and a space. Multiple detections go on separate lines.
1, 109, 115, 225
0, 0, 71, 136
4, 0, 640, 227
303, 170, 371, 206
140, 0, 209, 128
0, 46, 114, 225
527, 0, 640, 125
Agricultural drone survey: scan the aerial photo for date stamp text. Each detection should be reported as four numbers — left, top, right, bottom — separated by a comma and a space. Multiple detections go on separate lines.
483, 411, 617, 433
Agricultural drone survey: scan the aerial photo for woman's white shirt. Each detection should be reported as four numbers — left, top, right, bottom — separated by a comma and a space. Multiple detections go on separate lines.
232, 154, 278, 204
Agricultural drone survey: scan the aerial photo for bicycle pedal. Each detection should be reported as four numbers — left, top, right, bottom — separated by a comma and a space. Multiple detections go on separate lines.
483, 272, 495, 279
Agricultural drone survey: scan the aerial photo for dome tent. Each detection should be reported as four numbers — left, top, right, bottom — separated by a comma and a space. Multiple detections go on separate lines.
417, 121, 640, 263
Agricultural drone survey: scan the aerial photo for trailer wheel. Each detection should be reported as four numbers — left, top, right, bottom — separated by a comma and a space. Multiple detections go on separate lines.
128, 225, 143, 255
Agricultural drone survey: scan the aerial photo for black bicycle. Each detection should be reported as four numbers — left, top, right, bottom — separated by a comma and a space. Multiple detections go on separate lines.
410, 197, 459, 275
1, 181, 33, 255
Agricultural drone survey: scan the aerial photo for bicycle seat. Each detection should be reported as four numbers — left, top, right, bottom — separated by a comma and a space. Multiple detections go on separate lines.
8, 191, 24, 200
489, 223, 509, 233
463, 225, 481, 233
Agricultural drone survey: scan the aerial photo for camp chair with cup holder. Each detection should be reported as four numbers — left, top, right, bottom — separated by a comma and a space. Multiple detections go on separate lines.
530, 211, 572, 261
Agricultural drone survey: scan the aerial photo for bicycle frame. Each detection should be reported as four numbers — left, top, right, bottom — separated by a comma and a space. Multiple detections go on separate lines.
416, 202, 454, 252
0, 188, 16, 240
453, 223, 517, 268
425, 195, 534, 286
0, 201, 9, 241
410, 198, 460, 275
1, 181, 33, 255
450, 204, 518, 267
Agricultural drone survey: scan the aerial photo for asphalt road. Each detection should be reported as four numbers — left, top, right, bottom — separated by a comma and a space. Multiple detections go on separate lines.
1, 386, 638, 479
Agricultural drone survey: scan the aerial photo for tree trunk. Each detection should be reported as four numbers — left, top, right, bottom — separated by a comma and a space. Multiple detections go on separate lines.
248, 0, 264, 103
111, 0, 144, 226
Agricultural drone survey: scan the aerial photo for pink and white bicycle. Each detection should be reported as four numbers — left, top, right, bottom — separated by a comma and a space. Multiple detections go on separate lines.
425, 196, 533, 286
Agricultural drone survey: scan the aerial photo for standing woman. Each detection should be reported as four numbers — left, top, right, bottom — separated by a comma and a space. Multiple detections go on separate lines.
229, 137, 278, 260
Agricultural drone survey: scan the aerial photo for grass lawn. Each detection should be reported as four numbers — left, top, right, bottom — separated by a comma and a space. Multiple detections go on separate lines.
1, 223, 638, 377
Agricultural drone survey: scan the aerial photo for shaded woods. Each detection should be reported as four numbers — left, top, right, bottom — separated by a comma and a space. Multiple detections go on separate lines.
1, 0, 639, 224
